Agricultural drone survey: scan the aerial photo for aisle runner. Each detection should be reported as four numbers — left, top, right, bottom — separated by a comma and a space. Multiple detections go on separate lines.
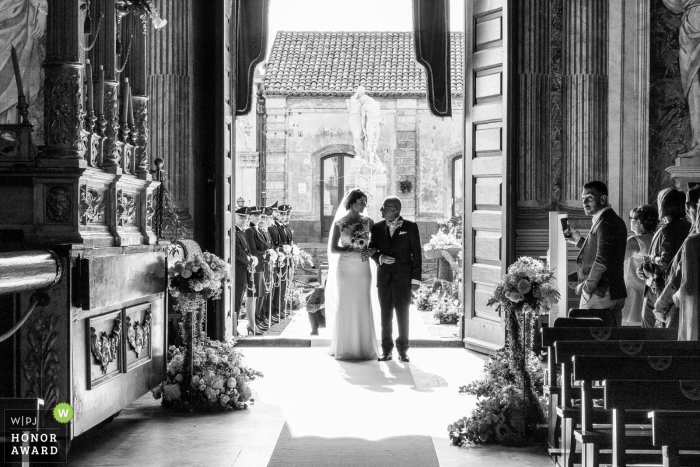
266, 424, 439, 467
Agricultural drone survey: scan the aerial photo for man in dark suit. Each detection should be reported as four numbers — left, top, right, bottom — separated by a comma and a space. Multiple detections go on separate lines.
234, 207, 256, 335
567, 181, 628, 326
245, 206, 272, 331
278, 204, 294, 317
268, 202, 288, 319
370, 196, 422, 362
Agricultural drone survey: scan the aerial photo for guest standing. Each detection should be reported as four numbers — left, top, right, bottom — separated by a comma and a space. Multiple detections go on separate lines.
654, 185, 700, 340
622, 205, 658, 325
234, 207, 258, 335
637, 188, 691, 328
567, 181, 628, 326
245, 207, 272, 332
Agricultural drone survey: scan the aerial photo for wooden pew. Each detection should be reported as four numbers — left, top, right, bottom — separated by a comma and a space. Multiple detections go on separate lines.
649, 411, 700, 467
541, 327, 677, 466
606, 380, 700, 467
573, 355, 700, 466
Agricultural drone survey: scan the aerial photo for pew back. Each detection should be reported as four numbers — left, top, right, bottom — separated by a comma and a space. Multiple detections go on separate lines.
573, 356, 700, 382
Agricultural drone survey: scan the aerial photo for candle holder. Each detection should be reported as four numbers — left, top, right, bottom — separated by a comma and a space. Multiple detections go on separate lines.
16, 95, 29, 124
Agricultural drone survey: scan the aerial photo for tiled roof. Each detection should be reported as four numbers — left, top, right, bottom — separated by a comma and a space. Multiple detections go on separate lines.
263, 31, 463, 97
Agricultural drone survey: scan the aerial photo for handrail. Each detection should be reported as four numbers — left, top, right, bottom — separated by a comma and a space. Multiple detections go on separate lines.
0, 250, 62, 342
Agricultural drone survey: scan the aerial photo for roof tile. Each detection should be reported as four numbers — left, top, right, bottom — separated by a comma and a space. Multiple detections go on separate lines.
264, 31, 464, 97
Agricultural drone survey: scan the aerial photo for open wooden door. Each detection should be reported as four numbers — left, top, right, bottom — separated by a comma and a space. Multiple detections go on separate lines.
462, 0, 514, 353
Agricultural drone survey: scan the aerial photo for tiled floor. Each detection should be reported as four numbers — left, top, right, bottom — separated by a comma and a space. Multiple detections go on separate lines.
67, 347, 550, 467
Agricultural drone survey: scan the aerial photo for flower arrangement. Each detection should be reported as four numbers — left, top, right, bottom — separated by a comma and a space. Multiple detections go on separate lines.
286, 287, 303, 311
290, 245, 314, 269
432, 295, 461, 325
449, 256, 555, 447
486, 257, 559, 316
152, 339, 263, 411
448, 346, 545, 447
351, 229, 369, 250
424, 230, 461, 252
168, 252, 231, 300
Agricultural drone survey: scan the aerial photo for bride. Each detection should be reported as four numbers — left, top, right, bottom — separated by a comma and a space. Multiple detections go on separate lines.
327, 189, 380, 360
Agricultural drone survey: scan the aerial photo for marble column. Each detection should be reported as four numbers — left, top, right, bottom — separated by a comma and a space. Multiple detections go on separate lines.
42, 0, 84, 161
515, 0, 552, 211
561, 0, 608, 208
148, 0, 192, 217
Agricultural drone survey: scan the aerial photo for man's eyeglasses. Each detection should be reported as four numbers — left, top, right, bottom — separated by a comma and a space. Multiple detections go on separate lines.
380, 206, 398, 212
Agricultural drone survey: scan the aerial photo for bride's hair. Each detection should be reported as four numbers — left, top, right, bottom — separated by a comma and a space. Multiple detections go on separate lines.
345, 189, 367, 210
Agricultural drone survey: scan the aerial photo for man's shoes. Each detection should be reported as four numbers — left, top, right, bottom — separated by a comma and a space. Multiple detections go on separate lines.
378, 353, 393, 361
398, 354, 410, 363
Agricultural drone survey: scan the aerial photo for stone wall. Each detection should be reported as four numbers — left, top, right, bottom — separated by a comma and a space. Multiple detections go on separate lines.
263, 95, 463, 242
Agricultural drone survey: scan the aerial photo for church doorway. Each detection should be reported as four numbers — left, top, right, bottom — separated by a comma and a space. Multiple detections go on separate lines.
320, 153, 354, 239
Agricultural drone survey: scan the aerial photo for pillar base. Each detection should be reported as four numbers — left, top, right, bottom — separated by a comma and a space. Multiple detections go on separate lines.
666, 157, 700, 190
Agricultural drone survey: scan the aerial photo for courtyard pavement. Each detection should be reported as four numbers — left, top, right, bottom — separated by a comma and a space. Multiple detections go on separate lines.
67, 346, 551, 467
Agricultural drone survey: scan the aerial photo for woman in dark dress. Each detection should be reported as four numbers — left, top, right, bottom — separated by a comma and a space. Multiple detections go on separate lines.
637, 188, 692, 328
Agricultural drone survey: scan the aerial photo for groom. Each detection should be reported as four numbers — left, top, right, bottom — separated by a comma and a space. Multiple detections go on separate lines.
370, 196, 422, 362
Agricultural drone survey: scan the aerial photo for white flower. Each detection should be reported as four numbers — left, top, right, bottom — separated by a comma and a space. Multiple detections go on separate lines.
175, 374, 183, 382
181, 269, 192, 278
227, 377, 237, 388
163, 383, 182, 402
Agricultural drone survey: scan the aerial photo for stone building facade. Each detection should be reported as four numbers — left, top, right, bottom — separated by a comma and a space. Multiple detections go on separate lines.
255, 31, 464, 242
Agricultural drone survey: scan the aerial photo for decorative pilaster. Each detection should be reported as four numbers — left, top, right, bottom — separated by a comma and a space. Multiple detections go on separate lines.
561, 0, 608, 208
133, 96, 150, 177
42, 0, 84, 161
102, 81, 122, 171
148, 0, 191, 212
515, 0, 552, 210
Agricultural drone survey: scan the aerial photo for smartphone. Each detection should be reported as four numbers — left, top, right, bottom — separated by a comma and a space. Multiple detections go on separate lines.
560, 218, 572, 239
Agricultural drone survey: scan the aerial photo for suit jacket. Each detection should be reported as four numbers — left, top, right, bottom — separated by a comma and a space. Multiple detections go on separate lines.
637, 218, 692, 292
282, 223, 293, 244
575, 208, 628, 300
235, 226, 253, 281
370, 217, 422, 288
245, 223, 272, 273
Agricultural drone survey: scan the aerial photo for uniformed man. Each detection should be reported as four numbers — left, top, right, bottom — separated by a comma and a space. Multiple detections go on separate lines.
278, 204, 294, 317
234, 207, 257, 336
259, 206, 278, 324
244, 206, 272, 331
268, 202, 287, 320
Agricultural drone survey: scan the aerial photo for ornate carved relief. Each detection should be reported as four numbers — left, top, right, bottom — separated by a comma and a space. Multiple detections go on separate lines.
146, 193, 154, 227
79, 129, 89, 160
103, 84, 121, 167
46, 186, 72, 224
133, 98, 149, 170
90, 315, 121, 375
22, 311, 60, 415
79, 185, 106, 224
44, 67, 83, 150
126, 309, 151, 357
123, 144, 133, 173
89, 134, 100, 166
239, 151, 259, 168
117, 190, 136, 226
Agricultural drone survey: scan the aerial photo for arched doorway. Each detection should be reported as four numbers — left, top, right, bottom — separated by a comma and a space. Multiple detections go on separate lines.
320, 153, 354, 239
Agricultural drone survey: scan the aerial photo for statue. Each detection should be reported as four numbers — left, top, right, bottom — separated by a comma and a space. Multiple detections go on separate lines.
664, 0, 700, 159
346, 86, 383, 160
0, 0, 47, 124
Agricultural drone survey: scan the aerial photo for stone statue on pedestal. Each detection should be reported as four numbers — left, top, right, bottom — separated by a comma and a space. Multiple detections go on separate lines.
346, 86, 383, 160
664, 0, 700, 160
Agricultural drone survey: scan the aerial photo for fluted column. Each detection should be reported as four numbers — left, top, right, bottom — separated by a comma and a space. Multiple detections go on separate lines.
561, 0, 608, 207
516, 0, 552, 210
148, 0, 191, 213
42, 0, 84, 161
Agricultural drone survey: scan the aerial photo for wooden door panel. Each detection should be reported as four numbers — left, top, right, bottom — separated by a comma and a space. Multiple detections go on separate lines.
463, 0, 512, 353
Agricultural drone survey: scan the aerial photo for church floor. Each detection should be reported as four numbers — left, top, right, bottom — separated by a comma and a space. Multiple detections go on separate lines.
67, 347, 551, 467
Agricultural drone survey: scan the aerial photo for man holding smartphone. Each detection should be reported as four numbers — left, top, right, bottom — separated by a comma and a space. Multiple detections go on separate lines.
566, 181, 628, 326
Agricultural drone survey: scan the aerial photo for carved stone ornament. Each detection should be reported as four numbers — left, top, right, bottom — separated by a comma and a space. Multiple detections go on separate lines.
79, 185, 105, 224
126, 309, 151, 357
22, 311, 60, 416
146, 193, 154, 227
89, 134, 100, 166
117, 190, 136, 226
79, 129, 89, 160
0, 129, 20, 158
90, 316, 122, 375
44, 67, 83, 149
123, 143, 133, 173
240, 151, 259, 168
619, 341, 643, 356
133, 98, 149, 168
46, 186, 72, 224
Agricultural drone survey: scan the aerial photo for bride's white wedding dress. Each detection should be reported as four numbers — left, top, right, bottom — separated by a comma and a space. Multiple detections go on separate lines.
328, 217, 379, 360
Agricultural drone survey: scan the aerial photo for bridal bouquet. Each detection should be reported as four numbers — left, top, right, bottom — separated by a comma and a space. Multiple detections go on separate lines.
168, 252, 231, 300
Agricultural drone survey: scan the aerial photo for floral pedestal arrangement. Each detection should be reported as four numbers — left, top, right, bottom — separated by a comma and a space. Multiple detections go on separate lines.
152, 252, 263, 411
449, 257, 558, 446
